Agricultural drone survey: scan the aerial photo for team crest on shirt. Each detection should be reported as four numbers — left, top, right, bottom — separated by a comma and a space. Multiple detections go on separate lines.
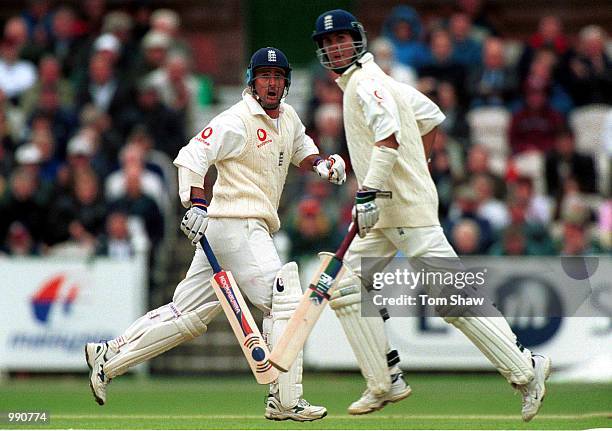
194, 126, 213, 146
256, 128, 272, 147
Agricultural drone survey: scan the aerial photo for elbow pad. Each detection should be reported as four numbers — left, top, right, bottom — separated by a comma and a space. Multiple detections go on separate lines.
363, 146, 400, 190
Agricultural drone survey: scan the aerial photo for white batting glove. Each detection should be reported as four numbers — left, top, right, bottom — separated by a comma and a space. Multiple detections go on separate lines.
181, 199, 209, 245
351, 190, 380, 238
314, 154, 346, 185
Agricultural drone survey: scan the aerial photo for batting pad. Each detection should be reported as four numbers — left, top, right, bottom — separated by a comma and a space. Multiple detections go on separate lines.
104, 301, 221, 379
270, 262, 303, 407
330, 277, 391, 395
445, 313, 534, 385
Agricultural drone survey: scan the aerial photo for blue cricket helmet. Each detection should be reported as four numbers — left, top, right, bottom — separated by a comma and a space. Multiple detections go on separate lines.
245, 47, 292, 87
312, 9, 367, 71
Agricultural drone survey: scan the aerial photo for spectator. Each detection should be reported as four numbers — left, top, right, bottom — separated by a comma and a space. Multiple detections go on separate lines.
4, 15, 45, 65
149, 9, 191, 58
79, 105, 122, 174
489, 225, 533, 255
566, 25, 612, 106
20, 0, 54, 41
20, 55, 75, 118
465, 144, 506, 199
28, 85, 79, 159
147, 52, 201, 135
0, 108, 16, 178
445, 185, 495, 251
105, 142, 167, 214
46, 168, 106, 248
1, 221, 38, 256
75, 52, 131, 125
509, 176, 553, 225
286, 197, 338, 261
498, 196, 556, 255
468, 37, 517, 108
370, 37, 417, 86
311, 103, 346, 157
0, 37, 37, 102
131, 30, 170, 84
545, 129, 598, 198
47, 6, 81, 77
117, 81, 185, 158
95, 210, 134, 258
559, 223, 593, 255
0, 167, 48, 246
509, 83, 565, 155
473, 173, 509, 230
100, 10, 138, 79
418, 29, 467, 103
520, 48, 573, 115
451, 218, 483, 255
437, 81, 469, 143
108, 167, 164, 248
518, 16, 569, 83
381, 5, 430, 69
78, 0, 107, 37
449, 11, 482, 69
456, 0, 499, 41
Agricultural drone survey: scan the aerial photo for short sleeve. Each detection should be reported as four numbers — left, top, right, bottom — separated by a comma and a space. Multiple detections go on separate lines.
289, 110, 319, 166
355, 78, 401, 143
399, 82, 446, 135
173, 112, 247, 176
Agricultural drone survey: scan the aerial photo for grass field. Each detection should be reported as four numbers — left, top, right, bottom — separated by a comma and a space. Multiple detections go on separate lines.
0, 373, 610, 429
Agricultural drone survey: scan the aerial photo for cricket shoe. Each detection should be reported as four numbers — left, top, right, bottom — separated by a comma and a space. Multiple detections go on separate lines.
515, 354, 552, 422
348, 371, 412, 415
264, 394, 327, 421
85, 342, 111, 405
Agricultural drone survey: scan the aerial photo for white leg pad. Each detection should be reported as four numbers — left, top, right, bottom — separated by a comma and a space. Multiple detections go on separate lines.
104, 301, 221, 379
270, 262, 303, 407
330, 275, 391, 395
446, 314, 534, 385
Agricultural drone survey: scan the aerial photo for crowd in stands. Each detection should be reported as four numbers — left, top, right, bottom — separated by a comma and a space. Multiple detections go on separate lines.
287, 3, 611, 263
0, 1, 610, 272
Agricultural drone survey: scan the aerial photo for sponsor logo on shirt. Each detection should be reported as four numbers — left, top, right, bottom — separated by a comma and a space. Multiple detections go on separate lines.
256, 128, 272, 147
194, 126, 213, 145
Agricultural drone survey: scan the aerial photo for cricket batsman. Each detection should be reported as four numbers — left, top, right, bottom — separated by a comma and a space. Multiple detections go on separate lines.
85, 46, 347, 421
310, 9, 551, 422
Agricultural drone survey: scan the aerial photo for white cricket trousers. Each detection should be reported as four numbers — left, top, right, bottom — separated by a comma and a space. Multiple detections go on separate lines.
173, 217, 282, 314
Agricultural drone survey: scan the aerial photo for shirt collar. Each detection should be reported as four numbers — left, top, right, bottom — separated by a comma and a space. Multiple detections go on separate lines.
335, 52, 375, 91
242, 88, 284, 117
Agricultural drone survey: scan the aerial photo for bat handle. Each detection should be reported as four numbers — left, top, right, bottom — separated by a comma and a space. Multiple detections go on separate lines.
335, 223, 358, 261
200, 237, 222, 274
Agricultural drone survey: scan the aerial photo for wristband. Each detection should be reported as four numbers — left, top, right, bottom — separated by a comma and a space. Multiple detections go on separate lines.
312, 156, 323, 169
191, 198, 208, 209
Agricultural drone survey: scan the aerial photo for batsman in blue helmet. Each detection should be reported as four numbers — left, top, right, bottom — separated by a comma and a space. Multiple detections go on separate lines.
85, 46, 347, 422
312, 9, 551, 422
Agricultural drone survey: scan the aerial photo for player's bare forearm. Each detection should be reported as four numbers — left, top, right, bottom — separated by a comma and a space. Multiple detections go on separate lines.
421, 127, 438, 161
300, 154, 321, 168
190, 186, 207, 201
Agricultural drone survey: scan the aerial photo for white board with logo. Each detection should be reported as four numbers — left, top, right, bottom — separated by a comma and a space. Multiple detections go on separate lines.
303, 256, 612, 371
0, 256, 146, 371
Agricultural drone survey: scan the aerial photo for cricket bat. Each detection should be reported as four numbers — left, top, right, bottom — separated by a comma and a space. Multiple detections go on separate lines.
269, 223, 358, 372
200, 237, 279, 384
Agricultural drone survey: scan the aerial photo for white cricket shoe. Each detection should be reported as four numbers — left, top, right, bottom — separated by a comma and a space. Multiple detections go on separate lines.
348, 371, 412, 415
516, 354, 552, 422
85, 342, 111, 405
264, 394, 327, 421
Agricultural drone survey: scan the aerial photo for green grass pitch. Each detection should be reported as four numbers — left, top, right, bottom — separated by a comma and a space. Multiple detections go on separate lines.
0, 373, 609, 429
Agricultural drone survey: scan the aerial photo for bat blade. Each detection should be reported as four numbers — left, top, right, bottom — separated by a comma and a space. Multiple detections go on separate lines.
269, 254, 346, 372
211, 270, 279, 384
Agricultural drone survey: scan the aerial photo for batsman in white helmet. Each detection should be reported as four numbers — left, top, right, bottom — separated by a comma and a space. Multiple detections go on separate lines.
311, 9, 551, 422
85, 46, 347, 422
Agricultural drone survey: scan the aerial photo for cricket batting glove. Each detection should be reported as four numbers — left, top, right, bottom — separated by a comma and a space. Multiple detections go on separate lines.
352, 190, 379, 238
314, 154, 346, 185
181, 198, 209, 245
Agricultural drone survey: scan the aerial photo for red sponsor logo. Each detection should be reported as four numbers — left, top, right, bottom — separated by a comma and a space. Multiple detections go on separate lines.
374, 90, 383, 100
257, 129, 267, 141
201, 127, 213, 139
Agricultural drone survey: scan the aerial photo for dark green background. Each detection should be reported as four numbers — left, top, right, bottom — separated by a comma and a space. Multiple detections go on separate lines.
246, 0, 355, 67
